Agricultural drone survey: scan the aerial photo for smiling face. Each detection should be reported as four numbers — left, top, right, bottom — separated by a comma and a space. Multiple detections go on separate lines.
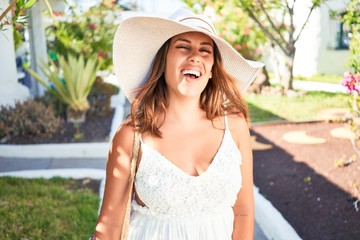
164, 31, 215, 100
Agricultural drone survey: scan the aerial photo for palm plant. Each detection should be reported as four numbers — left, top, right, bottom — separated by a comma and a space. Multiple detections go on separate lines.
26, 54, 100, 123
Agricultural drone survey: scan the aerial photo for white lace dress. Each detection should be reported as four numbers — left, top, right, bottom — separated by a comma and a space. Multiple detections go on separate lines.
128, 117, 242, 240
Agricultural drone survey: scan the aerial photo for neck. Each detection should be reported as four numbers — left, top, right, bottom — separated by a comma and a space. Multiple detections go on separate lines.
165, 97, 205, 124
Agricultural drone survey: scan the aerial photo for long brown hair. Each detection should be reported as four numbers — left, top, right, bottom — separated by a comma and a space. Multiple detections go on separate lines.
129, 37, 249, 137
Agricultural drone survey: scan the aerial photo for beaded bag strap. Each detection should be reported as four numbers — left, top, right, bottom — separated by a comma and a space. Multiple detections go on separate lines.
120, 131, 141, 239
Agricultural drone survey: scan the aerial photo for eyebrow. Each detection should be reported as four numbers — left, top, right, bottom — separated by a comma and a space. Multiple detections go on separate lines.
174, 38, 214, 47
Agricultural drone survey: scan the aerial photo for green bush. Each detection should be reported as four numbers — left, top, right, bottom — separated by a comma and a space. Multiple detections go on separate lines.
0, 100, 61, 139
46, 2, 120, 71
35, 91, 68, 119
88, 77, 119, 116
0, 123, 9, 140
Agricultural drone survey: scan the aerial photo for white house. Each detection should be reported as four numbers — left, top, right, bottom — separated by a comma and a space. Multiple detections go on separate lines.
264, 0, 350, 78
294, 0, 350, 77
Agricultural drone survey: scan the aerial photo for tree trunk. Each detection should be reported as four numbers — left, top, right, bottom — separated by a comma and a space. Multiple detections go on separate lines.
248, 66, 270, 94
281, 52, 295, 92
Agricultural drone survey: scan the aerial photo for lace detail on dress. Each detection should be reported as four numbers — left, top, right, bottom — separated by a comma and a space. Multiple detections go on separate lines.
134, 129, 242, 218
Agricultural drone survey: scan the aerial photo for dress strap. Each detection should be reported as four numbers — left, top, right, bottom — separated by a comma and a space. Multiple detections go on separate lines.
224, 114, 229, 130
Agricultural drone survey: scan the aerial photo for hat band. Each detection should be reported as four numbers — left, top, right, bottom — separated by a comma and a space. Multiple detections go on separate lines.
179, 17, 216, 35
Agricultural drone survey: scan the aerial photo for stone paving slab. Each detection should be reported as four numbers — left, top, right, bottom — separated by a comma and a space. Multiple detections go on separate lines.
330, 127, 351, 139
282, 130, 327, 144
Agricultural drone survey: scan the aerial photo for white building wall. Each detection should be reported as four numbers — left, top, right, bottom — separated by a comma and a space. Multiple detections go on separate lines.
0, 0, 30, 107
293, 0, 322, 77
293, 0, 349, 76
316, 0, 349, 75
28, 1, 49, 96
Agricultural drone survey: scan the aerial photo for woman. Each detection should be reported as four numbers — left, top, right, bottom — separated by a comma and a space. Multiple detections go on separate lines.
92, 8, 264, 240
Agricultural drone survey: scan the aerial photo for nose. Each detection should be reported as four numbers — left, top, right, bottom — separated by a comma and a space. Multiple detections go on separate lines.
188, 51, 200, 63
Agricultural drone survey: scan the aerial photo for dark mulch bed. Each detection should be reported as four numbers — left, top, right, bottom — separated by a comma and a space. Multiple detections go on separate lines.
251, 121, 360, 240
2, 110, 115, 144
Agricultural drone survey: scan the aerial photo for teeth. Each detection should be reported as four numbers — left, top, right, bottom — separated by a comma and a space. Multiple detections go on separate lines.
182, 70, 200, 78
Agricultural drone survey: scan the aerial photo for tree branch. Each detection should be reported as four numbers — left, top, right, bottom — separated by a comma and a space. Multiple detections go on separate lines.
0, 0, 19, 23
291, 0, 296, 10
285, 0, 291, 13
256, 0, 288, 48
286, 0, 295, 45
294, 2, 317, 43
244, 7, 289, 55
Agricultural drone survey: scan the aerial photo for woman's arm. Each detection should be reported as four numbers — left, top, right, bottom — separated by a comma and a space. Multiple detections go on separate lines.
229, 116, 254, 240
93, 123, 135, 240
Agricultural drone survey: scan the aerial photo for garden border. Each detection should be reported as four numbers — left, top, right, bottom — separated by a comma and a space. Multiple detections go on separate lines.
0, 94, 125, 158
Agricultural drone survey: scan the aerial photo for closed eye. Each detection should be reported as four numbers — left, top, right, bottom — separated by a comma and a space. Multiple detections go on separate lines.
200, 49, 212, 54
176, 45, 189, 50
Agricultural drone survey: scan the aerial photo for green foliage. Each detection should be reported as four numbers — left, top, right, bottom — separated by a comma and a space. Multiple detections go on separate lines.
0, 122, 9, 140
0, 177, 99, 239
183, 0, 267, 60
12, 23, 24, 49
0, 0, 36, 30
0, 0, 51, 49
0, 100, 61, 140
46, 1, 120, 71
342, 0, 360, 73
35, 91, 68, 119
88, 77, 119, 116
295, 74, 343, 84
337, 0, 360, 141
26, 54, 100, 112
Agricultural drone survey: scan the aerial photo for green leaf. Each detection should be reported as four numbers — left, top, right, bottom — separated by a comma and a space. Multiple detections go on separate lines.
23, 0, 37, 9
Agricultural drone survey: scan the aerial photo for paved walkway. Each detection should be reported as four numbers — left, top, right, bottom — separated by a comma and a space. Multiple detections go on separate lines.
0, 156, 269, 239
0, 157, 106, 172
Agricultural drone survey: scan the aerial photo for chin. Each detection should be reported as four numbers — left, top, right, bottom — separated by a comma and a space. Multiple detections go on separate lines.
179, 92, 202, 99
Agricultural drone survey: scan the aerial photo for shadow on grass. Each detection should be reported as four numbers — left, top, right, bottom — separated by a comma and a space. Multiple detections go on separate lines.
248, 102, 286, 123
251, 127, 360, 240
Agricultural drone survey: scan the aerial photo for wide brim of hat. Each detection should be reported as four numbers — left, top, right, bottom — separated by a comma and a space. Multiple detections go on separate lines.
113, 16, 265, 102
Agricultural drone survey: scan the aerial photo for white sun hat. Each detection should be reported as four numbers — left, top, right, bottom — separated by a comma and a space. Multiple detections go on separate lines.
113, 8, 264, 102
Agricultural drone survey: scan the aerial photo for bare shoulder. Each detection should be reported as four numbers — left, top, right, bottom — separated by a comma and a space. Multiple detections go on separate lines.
109, 119, 136, 161
226, 113, 251, 146
227, 113, 249, 131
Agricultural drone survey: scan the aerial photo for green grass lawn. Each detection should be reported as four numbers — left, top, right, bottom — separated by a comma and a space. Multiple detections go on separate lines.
294, 74, 343, 84
0, 177, 99, 240
246, 91, 351, 123
268, 72, 343, 84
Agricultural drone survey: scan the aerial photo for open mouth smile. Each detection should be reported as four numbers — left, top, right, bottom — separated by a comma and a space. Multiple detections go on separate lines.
181, 69, 201, 79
